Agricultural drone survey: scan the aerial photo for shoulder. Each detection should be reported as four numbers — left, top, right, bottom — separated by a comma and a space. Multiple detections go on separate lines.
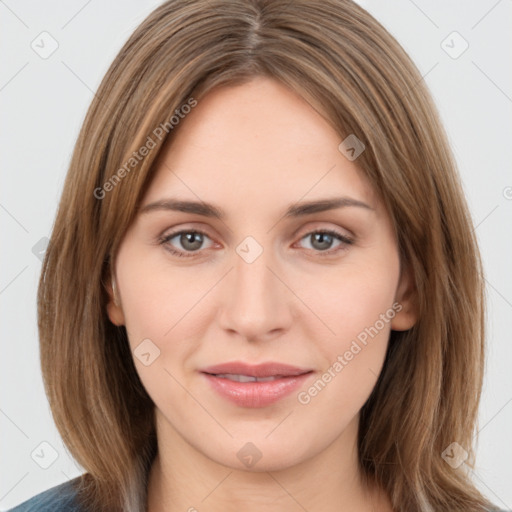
6, 477, 83, 512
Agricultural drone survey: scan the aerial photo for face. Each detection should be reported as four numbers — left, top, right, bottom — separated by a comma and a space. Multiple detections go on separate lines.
107, 77, 416, 472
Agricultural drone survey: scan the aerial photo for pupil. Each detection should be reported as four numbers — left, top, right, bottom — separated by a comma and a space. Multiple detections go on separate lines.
313, 233, 332, 250
182, 232, 202, 251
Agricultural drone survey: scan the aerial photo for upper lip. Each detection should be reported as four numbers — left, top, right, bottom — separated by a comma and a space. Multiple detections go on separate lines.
200, 361, 313, 378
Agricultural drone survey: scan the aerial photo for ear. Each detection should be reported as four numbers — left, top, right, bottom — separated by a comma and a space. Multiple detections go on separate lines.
390, 263, 418, 331
106, 275, 125, 326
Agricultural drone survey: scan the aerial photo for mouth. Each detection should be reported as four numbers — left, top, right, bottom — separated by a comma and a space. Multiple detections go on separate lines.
208, 373, 290, 382
200, 361, 314, 408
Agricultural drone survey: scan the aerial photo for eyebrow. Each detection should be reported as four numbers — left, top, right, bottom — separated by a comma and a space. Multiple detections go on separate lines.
140, 197, 374, 220
139, 196, 373, 220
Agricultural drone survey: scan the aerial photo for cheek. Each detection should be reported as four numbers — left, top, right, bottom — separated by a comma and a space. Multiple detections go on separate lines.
296, 262, 399, 410
299, 256, 399, 340
297, 259, 398, 373
114, 244, 217, 397
115, 243, 200, 342
114, 248, 200, 406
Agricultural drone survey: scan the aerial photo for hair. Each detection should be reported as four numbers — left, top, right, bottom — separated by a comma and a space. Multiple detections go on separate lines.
37, 0, 495, 511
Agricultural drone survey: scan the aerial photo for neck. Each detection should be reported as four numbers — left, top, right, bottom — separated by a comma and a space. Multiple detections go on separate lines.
146, 412, 392, 512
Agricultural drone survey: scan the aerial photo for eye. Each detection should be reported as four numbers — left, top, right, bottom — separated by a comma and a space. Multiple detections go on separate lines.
296, 229, 354, 256
158, 228, 354, 259
159, 229, 214, 258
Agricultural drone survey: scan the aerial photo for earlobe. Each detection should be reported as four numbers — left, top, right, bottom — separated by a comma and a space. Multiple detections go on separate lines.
391, 265, 418, 331
106, 276, 125, 326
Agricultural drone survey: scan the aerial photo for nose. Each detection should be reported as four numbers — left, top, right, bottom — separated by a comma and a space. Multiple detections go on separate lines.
218, 239, 295, 343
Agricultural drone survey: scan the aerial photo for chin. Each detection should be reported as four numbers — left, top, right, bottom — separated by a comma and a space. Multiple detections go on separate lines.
204, 436, 315, 473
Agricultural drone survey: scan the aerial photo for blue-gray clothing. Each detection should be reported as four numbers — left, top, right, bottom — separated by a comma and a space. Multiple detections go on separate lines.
7, 478, 82, 512
6, 477, 511, 511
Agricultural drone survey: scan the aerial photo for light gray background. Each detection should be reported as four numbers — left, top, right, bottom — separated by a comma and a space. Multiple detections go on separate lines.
1, 0, 511, 509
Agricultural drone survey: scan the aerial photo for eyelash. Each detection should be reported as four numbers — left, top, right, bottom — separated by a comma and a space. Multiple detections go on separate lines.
158, 228, 354, 259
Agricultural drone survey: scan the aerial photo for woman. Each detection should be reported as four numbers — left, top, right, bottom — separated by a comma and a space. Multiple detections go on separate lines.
8, 0, 506, 511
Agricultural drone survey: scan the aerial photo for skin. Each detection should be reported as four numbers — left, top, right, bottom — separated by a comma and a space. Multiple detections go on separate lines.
107, 76, 417, 512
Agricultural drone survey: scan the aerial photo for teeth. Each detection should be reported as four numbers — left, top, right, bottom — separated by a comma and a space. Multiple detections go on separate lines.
214, 373, 280, 383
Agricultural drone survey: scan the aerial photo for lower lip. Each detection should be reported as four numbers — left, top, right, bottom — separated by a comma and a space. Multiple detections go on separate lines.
202, 372, 312, 408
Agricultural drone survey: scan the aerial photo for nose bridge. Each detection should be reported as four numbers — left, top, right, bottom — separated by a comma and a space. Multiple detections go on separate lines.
220, 235, 291, 340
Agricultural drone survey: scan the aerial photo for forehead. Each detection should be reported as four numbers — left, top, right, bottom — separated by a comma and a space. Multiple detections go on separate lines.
143, 77, 377, 216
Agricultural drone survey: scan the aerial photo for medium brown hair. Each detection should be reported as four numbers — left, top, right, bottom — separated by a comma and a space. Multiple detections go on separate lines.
38, 0, 494, 510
